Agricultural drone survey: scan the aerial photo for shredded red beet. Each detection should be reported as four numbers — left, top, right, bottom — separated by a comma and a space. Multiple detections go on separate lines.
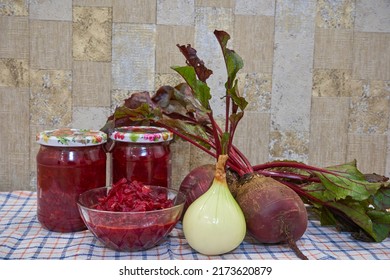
95, 178, 174, 212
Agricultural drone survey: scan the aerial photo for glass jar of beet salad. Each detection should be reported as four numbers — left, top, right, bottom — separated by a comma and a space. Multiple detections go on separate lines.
110, 126, 173, 188
36, 128, 107, 232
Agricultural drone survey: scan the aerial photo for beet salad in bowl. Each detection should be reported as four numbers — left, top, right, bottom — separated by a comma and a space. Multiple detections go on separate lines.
77, 178, 186, 252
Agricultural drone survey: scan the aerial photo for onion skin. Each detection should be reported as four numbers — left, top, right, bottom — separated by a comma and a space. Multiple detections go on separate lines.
235, 173, 308, 244
182, 155, 246, 256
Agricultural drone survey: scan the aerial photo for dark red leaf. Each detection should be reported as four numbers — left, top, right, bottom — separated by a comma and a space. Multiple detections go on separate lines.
176, 44, 213, 82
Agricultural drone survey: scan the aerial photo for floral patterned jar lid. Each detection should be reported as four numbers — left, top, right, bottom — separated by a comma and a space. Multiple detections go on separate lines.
110, 126, 173, 143
36, 128, 107, 147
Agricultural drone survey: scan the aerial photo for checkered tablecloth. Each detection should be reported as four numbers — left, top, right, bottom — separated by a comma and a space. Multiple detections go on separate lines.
1, 191, 389, 260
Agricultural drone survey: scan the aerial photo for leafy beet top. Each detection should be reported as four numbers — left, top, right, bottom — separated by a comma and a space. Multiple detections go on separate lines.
95, 178, 174, 212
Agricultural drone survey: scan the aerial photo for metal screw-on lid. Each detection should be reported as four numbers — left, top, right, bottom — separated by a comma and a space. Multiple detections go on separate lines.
110, 126, 173, 143
36, 128, 107, 147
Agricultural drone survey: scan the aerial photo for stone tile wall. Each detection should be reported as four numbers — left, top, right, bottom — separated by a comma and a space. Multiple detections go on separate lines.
0, 0, 389, 191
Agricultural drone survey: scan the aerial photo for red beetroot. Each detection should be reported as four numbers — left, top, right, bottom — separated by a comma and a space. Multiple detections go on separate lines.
179, 164, 215, 212
235, 173, 308, 259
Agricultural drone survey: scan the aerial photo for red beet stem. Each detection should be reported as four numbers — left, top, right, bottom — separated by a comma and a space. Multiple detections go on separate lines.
252, 161, 336, 174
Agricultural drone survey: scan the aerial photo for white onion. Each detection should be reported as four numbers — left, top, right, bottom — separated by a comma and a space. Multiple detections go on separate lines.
182, 155, 246, 255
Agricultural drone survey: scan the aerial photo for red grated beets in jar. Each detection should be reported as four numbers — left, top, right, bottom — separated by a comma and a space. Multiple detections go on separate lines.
110, 126, 173, 188
36, 128, 107, 232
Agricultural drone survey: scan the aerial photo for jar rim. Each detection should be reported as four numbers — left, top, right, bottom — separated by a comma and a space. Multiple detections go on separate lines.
36, 128, 107, 147
110, 126, 173, 143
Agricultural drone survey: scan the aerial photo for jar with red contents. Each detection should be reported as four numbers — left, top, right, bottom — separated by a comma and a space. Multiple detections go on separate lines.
110, 126, 173, 188
36, 128, 107, 232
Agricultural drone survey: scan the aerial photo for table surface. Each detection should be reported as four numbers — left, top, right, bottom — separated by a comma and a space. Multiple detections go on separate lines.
1, 191, 389, 260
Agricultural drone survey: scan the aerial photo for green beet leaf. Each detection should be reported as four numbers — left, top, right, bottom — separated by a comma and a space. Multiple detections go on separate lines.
159, 118, 211, 150
171, 66, 211, 110
214, 30, 247, 111
301, 161, 390, 242
313, 161, 383, 201
370, 186, 390, 211
314, 172, 383, 201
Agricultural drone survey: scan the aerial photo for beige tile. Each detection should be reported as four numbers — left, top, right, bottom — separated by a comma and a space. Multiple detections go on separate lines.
113, 0, 156, 23
352, 32, 390, 80
355, 0, 390, 32
275, 0, 316, 35
30, 70, 72, 127
111, 89, 132, 109
156, 25, 195, 73
29, 124, 41, 175
0, 59, 29, 88
308, 97, 349, 167
316, 0, 355, 29
312, 69, 352, 97
269, 130, 309, 163
73, 0, 112, 6
155, 73, 184, 90
0, 16, 29, 59
314, 28, 353, 69
0, 87, 30, 190
30, 20, 72, 70
234, 15, 274, 73
194, 6, 233, 117
347, 133, 387, 175
367, 80, 390, 98
189, 144, 215, 170
6, 152, 30, 190
272, 0, 316, 133
157, 0, 194, 25
168, 134, 214, 188
73, 6, 112, 62
72, 106, 112, 130
351, 80, 390, 99
195, 6, 233, 36
0, 0, 28, 16
170, 138, 191, 189
30, 124, 51, 183
5, 90, 29, 146
237, 72, 272, 112
235, 0, 275, 16
349, 95, 389, 134
29, 0, 72, 21
73, 61, 111, 107
196, 0, 234, 8
112, 23, 156, 90
233, 112, 271, 166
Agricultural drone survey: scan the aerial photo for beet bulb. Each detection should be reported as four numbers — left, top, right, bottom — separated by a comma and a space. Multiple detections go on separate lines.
179, 164, 215, 214
235, 173, 308, 260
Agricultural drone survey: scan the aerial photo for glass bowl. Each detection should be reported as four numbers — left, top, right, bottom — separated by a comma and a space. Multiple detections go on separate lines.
77, 186, 186, 252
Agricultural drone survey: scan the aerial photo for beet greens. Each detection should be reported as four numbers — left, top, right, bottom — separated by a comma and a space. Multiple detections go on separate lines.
101, 30, 390, 243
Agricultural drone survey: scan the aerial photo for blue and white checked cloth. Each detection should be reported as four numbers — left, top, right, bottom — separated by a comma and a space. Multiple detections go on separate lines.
1, 191, 389, 260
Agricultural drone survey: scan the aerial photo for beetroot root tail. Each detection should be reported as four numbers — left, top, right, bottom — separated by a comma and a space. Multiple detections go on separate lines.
282, 221, 308, 260
286, 237, 308, 260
